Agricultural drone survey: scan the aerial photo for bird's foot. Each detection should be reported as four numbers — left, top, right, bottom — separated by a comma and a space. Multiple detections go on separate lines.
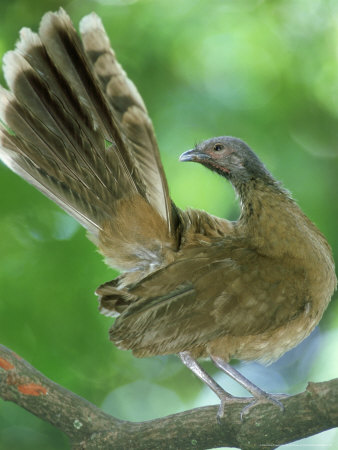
216, 395, 250, 424
239, 393, 289, 421
216, 393, 289, 423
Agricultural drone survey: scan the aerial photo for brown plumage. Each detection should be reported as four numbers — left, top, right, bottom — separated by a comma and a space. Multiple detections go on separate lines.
0, 9, 336, 418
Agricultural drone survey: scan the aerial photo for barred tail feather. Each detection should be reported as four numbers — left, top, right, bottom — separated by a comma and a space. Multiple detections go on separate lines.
0, 9, 173, 239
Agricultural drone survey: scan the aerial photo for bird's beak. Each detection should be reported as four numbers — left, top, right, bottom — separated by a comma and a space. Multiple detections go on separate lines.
179, 148, 210, 163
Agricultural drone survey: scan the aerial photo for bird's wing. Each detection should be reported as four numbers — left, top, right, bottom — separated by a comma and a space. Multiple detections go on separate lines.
0, 9, 175, 248
109, 244, 308, 356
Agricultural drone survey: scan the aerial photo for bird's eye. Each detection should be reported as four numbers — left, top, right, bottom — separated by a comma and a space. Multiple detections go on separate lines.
213, 144, 223, 151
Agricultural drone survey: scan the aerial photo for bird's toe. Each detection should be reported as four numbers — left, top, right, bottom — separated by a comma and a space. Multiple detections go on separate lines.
240, 393, 289, 421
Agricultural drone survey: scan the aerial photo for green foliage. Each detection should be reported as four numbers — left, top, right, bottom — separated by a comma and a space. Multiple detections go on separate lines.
0, 0, 337, 448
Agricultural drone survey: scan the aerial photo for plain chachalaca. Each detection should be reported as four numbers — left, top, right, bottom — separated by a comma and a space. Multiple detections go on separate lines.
0, 9, 336, 420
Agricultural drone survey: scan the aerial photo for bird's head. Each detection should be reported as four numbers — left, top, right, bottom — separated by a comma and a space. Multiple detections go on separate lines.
179, 136, 272, 186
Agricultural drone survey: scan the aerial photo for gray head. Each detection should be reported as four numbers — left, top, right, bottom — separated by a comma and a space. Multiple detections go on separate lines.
180, 136, 274, 186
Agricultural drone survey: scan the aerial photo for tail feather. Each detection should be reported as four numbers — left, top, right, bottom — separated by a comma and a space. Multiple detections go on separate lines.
0, 124, 111, 233
0, 8, 178, 271
79, 12, 173, 231
38, 9, 146, 198
0, 79, 132, 233
0, 9, 175, 246
3, 14, 140, 197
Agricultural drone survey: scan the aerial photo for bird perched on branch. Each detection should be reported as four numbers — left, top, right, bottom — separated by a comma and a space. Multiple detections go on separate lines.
0, 9, 336, 419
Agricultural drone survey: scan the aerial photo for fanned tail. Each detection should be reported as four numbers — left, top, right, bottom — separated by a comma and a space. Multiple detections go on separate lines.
0, 9, 176, 270
79, 13, 173, 231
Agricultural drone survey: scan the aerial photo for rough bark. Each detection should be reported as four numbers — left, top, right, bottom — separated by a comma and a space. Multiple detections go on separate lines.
0, 344, 337, 449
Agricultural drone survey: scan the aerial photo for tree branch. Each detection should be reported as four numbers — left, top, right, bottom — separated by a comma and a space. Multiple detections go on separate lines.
0, 344, 337, 449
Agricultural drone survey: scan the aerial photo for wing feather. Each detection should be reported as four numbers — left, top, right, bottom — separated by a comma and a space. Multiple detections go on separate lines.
109, 245, 308, 356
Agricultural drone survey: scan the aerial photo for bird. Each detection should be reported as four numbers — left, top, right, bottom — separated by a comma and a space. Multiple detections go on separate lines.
0, 9, 336, 420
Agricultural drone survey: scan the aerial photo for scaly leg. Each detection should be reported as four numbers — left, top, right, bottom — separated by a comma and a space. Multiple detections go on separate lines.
211, 356, 288, 419
179, 351, 249, 421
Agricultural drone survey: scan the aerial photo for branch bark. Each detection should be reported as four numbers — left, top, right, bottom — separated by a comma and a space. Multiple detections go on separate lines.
0, 344, 337, 449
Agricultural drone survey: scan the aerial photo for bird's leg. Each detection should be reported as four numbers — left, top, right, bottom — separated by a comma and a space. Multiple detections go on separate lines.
179, 351, 249, 421
210, 356, 288, 419
179, 351, 232, 400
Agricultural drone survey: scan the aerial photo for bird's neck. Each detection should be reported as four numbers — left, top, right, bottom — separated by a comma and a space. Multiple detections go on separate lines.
236, 177, 288, 221
234, 178, 297, 253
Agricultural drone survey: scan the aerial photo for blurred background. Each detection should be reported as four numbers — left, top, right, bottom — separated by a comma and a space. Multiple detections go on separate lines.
0, 0, 337, 448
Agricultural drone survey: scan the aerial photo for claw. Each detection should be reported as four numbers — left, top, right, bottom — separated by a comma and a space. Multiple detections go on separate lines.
216, 396, 234, 424
240, 393, 289, 421
216, 393, 289, 423
179, 353, 290, 423
216, 395, 251, 423
217, 401, 225, 425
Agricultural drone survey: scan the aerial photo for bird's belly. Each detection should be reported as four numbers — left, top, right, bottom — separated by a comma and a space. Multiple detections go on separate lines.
204, 308, 322, 364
